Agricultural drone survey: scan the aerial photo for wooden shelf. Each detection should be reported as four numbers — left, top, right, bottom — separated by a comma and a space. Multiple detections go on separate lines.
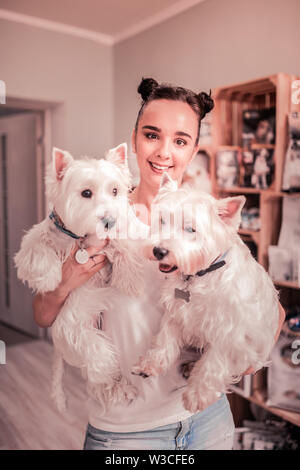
214, 187, 300, 198
251, 390, 300, 428
217, 187, 300, 196
216, 145, 241, 150
274, 280, 300, 290
230, 387, 300, 428
216, 144, 276, 151
218, 186, 262, 194
279, 192, 300, 197
213, 75, 278, 100
211, 74, 300, 430
251, 143, 276, 150
263, 191, 300, 198
239, 229, 260, 245
239, 228, 260, 235
198, 144, 213, 154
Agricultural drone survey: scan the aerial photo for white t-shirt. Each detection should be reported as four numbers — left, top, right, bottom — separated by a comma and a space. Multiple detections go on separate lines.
87, 214, 198, 432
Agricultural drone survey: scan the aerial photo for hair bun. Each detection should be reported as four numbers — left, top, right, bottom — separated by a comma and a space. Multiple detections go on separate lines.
198, 90, 214, 118
138, 77, 159, 101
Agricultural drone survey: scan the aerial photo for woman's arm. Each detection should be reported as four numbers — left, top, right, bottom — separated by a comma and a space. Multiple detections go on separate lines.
33, 240, 108, 328
243, 301, 286, 375
33, 287, 69, 328
273, 301, 286, 343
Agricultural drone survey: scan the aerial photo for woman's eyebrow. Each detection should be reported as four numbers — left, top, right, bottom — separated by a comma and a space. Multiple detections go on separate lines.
175, 131, 192, 139
142, 125, 161, 132
142, 126, 192, 139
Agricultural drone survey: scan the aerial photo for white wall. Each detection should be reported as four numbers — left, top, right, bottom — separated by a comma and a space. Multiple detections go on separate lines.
113, 0, 300, 147
0, 19, 114, 157
1, 0, 300, 157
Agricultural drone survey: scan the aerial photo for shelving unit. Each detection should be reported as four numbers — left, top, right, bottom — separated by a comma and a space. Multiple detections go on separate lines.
275, 280, 300, 290
230, 387, 300, 428
202, 73, 300, 428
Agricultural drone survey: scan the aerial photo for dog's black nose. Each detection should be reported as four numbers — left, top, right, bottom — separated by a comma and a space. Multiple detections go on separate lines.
153, 246, 169, 260
101, 216, 116, 230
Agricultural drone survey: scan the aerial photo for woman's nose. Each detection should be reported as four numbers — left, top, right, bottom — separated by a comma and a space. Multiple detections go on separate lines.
157, 140, 171, 159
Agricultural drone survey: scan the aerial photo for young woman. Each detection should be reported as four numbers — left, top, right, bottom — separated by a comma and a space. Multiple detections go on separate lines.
34, 78, 285, 450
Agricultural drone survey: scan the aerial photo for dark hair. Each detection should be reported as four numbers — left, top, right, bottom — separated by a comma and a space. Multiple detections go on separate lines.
135, 77, 214, 145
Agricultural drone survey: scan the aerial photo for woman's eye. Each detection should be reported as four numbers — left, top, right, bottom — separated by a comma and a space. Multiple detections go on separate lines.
112, 188, 118, 197
176, 139, 187, 146
184, 226, 196, 233
160, 217, 166, 225
146, 132, 158, 140
81, 189, 92, 198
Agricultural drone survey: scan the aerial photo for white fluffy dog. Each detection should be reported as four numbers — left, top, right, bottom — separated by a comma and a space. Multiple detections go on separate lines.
132, 175, 279, 413
15, 144, 143, 413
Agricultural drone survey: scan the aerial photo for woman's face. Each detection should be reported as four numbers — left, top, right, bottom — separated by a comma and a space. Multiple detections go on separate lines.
132, 99, 199, 188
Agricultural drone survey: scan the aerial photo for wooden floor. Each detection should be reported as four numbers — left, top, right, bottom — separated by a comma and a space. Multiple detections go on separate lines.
0, 322, 37, 347
0, 340, 89, 450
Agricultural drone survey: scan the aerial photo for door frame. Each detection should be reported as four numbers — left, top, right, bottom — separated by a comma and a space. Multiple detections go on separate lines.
2, 96, 58, 339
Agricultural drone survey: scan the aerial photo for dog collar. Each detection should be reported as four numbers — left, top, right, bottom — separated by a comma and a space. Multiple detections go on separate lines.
174, 250, 230, 303
195, 250, 229, 277
49, 210, 90, 264
49, 209, 86, 241
184, 250, 229, 281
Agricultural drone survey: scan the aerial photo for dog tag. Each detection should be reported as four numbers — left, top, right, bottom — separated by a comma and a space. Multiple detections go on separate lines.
75, 248, 89, 264
174, 288, 190, 303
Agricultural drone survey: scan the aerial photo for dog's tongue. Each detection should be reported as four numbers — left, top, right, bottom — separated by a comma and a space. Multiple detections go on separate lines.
159, 263, 178, 273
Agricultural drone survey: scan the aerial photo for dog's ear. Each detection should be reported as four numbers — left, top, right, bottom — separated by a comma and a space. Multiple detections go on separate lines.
106, 143, 128, 167
158, 172, 178, 194
217, 196, 246, 231
52, 148, 73, 181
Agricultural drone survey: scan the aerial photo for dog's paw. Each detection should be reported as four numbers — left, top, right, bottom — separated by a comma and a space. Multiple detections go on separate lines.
52, 393, 67, 414
103, 376, 138, 405
113, 376, 139, 404
51, 382, 68, 414
180, 361, 196, 380
131, 354, 168, 378
182, 385, 221, 413
89, 376, 138, 406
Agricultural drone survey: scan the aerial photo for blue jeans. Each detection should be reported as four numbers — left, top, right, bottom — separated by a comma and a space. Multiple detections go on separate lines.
83, 394, 235, 450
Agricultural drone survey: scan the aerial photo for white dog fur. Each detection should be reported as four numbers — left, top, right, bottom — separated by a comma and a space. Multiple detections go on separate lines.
15, 144, 144, 413
132, 174, 279, 413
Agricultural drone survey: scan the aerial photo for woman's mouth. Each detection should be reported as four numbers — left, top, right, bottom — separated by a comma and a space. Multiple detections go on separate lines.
149, 161, 173, 174
159, 263, 178, 273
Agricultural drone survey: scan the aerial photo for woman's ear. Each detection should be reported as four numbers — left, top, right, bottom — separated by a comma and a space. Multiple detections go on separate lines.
190, 143, 200, 164
131, 130, 137, 154
185, 144, 200, 172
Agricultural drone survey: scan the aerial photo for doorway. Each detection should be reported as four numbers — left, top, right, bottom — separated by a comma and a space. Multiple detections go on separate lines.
0, 99, 52, 340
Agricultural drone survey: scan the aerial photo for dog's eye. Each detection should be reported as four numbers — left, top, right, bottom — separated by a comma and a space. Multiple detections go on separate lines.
112, 188, 118, 197
81, 189, 92, 198
184, 226, 196, 233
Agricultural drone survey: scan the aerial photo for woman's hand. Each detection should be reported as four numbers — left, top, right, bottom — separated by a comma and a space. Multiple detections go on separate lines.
57, 239, 109, 298
243, 301, 286, 375
33, 238, 109, 328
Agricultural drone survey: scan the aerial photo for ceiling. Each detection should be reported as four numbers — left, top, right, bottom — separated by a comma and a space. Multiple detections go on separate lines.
0, 0, 206, 43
